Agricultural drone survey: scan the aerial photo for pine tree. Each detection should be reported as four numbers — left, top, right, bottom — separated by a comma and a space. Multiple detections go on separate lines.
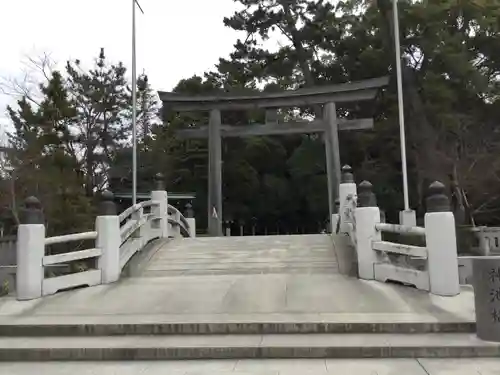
66, 48, 131, 196
5, 71, 94, 236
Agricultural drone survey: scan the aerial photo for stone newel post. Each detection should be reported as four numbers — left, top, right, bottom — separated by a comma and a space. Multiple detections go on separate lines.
16, 196, 45, 301
96, 190, 121, 284
354, 181, 381, 280
332, 198, 340, 233
338, 165, 357, 234
425, 181, 460, 296
151, 173, 169, 239
184, 203, 196, 238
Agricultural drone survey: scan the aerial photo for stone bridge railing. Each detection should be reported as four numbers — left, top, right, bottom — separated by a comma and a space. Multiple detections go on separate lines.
336, 166, 460, 297
15, 175, 195, 301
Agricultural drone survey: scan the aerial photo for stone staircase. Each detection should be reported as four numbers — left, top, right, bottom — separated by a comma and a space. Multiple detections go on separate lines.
0, 320, 498, 361
0, 234, 496, 362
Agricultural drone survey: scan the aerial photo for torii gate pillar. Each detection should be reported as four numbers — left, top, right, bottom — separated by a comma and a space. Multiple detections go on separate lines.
208, 109, 223, 236
324, 102, 341, 222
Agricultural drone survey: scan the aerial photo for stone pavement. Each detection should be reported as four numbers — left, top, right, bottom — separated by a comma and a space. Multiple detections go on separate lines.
2, 358, 500, 374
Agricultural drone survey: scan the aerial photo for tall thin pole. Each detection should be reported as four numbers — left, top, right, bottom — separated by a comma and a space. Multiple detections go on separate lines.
131, 0, 143, 204
392, 0, 410, 211
132, 0, 137, 205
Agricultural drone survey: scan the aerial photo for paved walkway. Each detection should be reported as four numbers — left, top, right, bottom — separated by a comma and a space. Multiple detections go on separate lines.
2, 358, 500, 374
0, 234, 474, 325
142, 234, 341, 276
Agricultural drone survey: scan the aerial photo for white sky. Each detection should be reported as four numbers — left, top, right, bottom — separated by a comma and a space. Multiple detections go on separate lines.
0, 0, 246, 138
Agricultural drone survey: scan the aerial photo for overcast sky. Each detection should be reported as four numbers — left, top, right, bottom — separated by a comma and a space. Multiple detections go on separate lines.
0, 0, 246, 137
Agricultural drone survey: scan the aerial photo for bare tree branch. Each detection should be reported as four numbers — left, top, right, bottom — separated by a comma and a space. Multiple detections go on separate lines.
0, 52, 56, 107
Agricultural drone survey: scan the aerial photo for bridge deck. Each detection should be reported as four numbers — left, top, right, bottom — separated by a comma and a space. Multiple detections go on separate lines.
141, 234, 342, 277
0, 234, 473, 326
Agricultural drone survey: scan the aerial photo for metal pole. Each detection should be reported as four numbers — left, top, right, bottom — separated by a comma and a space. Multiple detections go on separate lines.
393, 0, 410, 211
132, 0, 138, 205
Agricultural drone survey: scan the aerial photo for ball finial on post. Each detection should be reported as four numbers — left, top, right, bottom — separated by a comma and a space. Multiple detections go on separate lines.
358, 181, 377, 207
154, 173, 165, 191
426, 181, 450, 212
341, 165, 354, 183
99, 190, 116, 216
21, 196, 44, 224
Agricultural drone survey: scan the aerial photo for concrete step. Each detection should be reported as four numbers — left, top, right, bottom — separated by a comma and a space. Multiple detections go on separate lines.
0, 333, 497, 360
4, 358, 500, 374
6, 358, 500, 375
0, 321, 475, 336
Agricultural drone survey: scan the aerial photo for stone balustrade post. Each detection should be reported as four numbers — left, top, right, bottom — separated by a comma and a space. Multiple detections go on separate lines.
425, 181, 460, 296
184, 202, 196, 238
224, 219, 232, 237
151, 173, 169, 239
251, 217, 257, 236
131, 203, 144, 239
332, 198, 340, 233
172, 210, 181, 238
354, 181, 381, 280
16, 196, 45, 300
239, 219, 245, 236
339, 165, 357, 233
96, 190, 121, 284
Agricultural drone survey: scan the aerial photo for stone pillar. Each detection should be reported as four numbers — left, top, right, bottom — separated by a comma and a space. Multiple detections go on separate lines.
224, 220, 232, 237
16, 196, 45, 301
208, 109, 223, 236
172, 209, 181, 238
399, 209, 417, 226
184, 203, 196, 238
151, 173, 169, 239
251, 217, 257, 236
355, 181, 381, 280
239, 219, 245, 236
425, 181, 460, 296
339, 165, 357, 234
332, 198, 340, 233
323, 102, 341, 224
472, 256, 500, 342
96, 190, 121, 284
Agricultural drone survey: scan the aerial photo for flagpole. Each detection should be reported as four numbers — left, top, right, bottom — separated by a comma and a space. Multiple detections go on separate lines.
392, 0, 410, 212
132, 0, 137, 205
131, 0, 144, 205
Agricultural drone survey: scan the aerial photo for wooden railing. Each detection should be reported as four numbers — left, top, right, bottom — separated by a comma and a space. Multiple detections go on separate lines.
15, 181, 196, 301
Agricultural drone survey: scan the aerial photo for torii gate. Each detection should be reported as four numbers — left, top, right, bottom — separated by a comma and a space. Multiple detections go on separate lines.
159, 77, 388, 236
